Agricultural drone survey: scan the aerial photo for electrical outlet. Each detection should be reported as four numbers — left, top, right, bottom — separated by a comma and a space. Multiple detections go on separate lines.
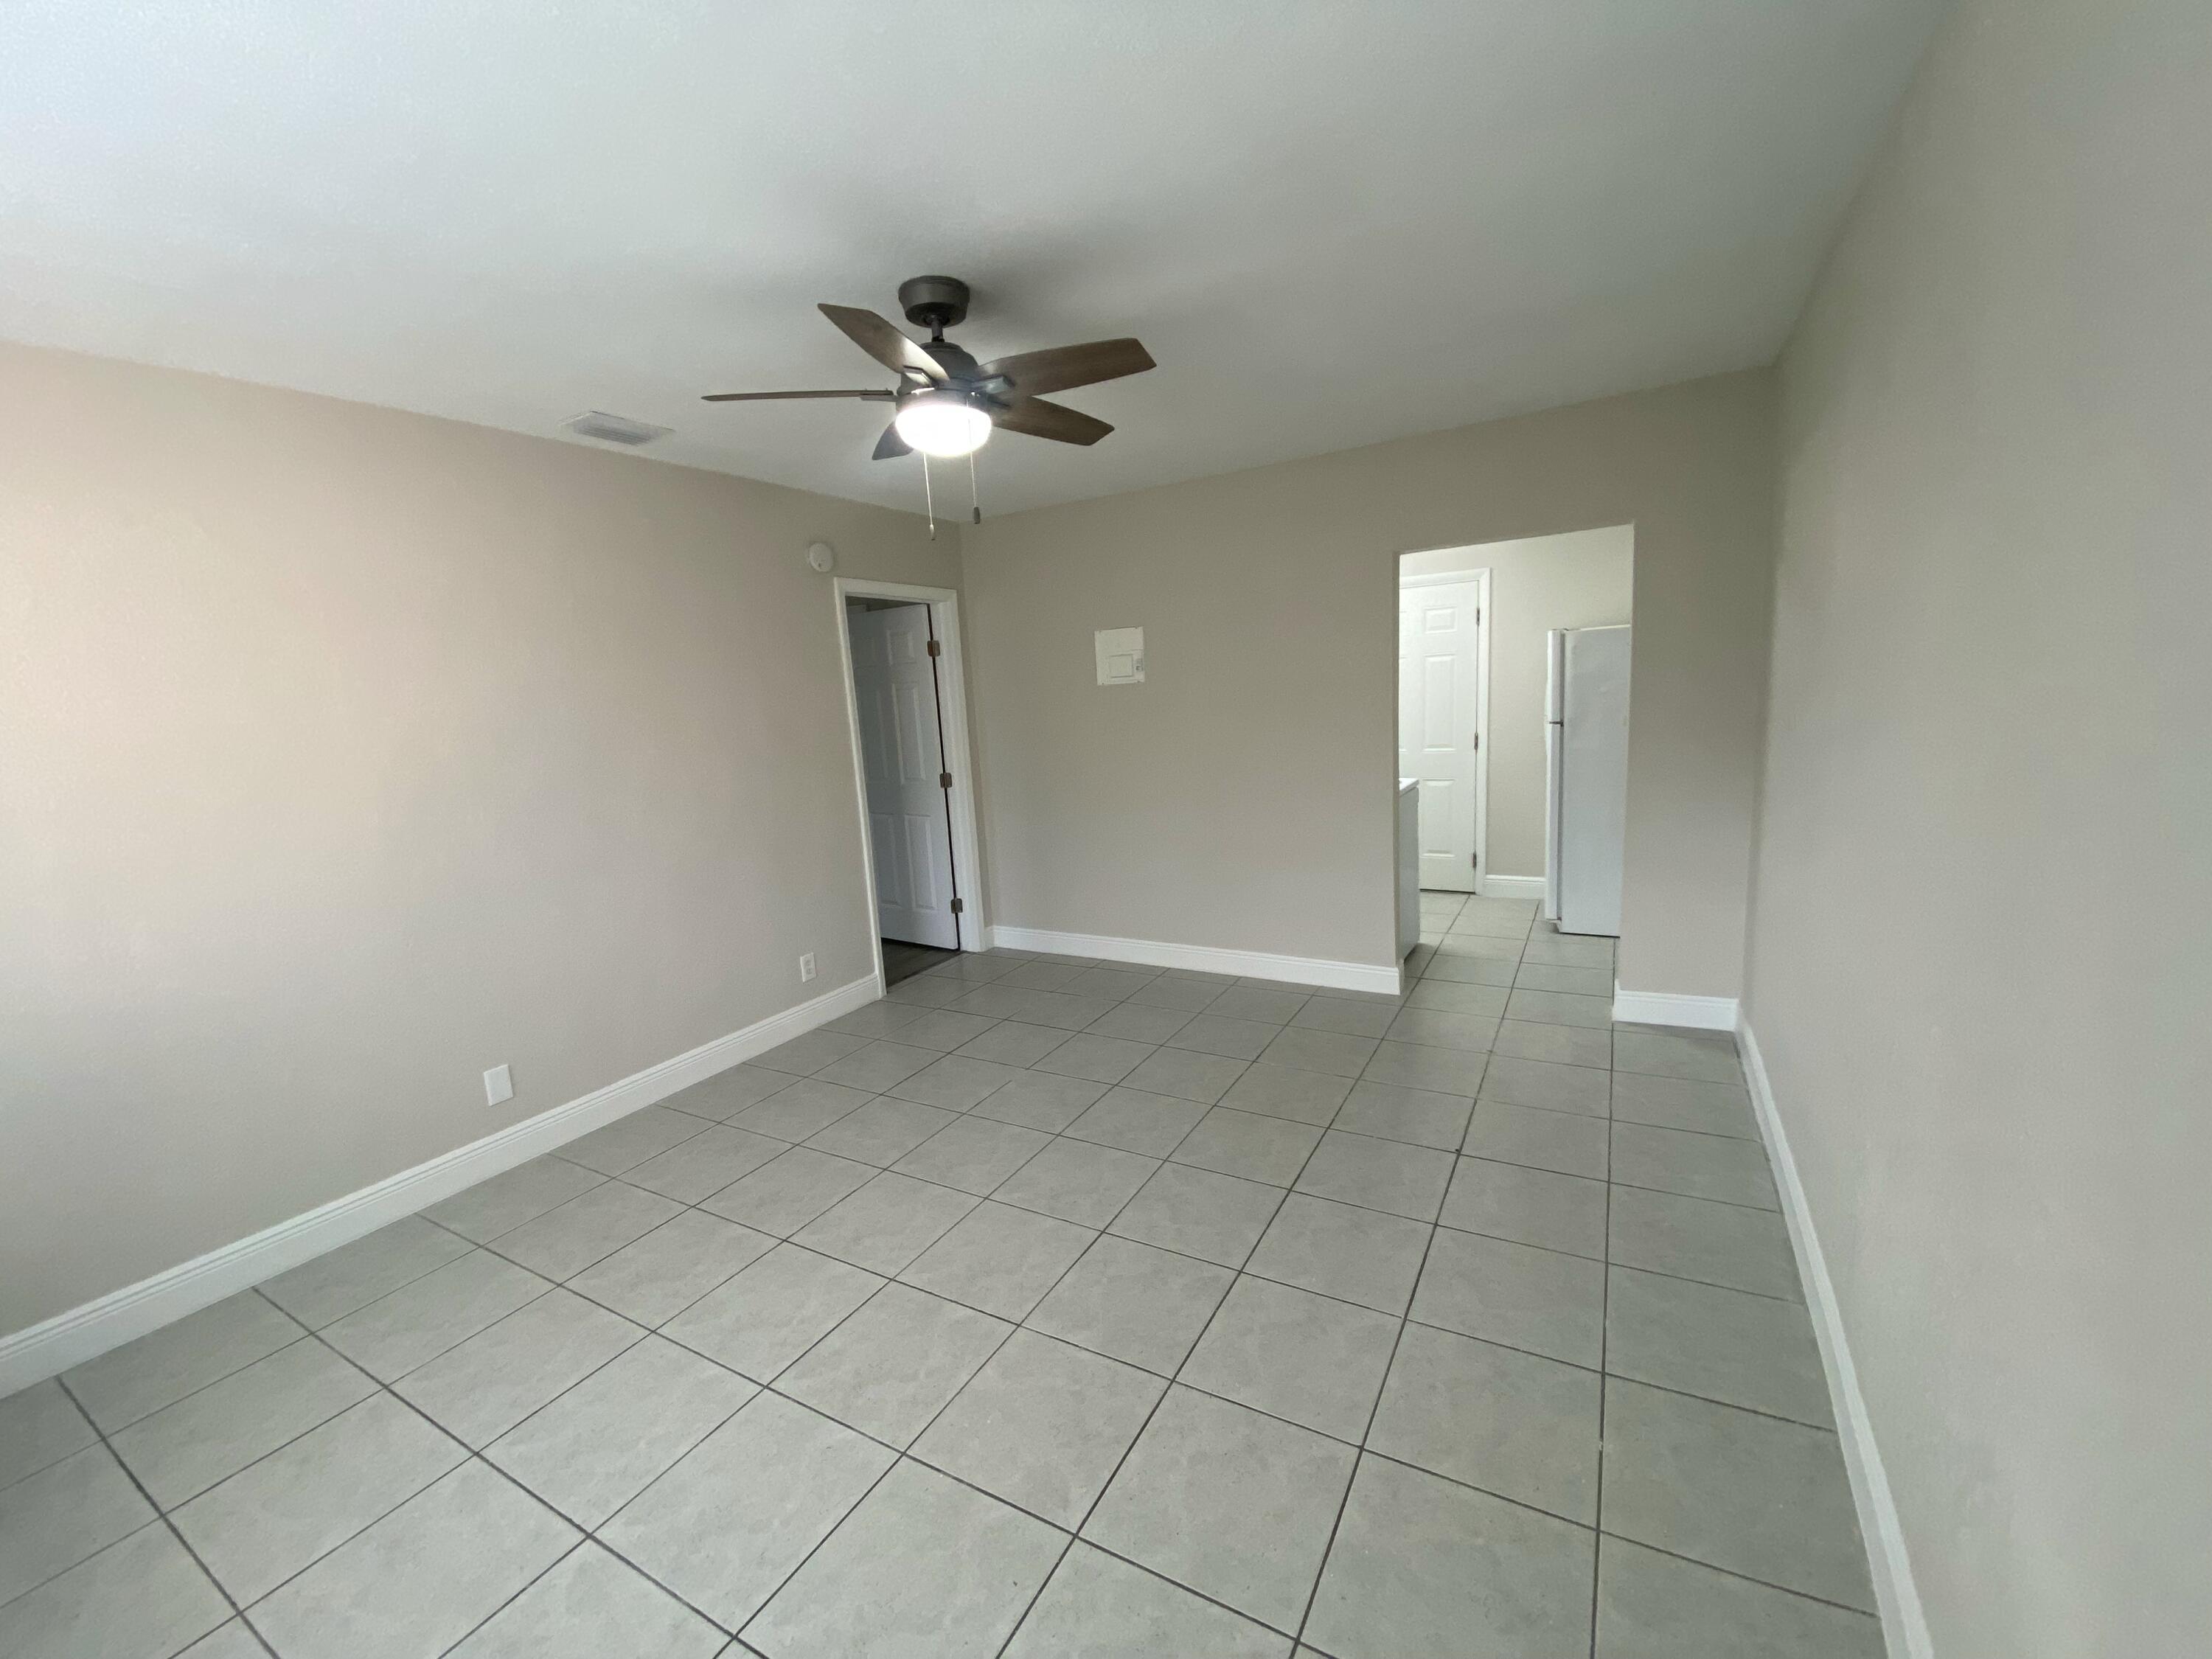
798, 953, 818, 983
483, 1064, 513, 1107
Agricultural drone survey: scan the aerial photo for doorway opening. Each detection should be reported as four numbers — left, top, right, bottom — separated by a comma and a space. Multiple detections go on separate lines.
1398, 568, 1492, 895
834, 580, 988, 987
1394, 528, 1634, 959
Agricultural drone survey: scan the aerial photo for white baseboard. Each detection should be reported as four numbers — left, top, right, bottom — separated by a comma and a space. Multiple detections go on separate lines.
1612, 987, 1741, 1030
1476, 873, 1546, 900
1739, 1018, 1932, 1659
987, 926, 1400, 996
0, 972, 881, 1394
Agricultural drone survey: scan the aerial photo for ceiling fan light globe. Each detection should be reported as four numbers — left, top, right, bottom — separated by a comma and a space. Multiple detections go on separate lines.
892, 393, 992, 457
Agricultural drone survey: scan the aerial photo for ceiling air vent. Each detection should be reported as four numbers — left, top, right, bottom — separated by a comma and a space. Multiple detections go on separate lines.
562, 411, 671, 447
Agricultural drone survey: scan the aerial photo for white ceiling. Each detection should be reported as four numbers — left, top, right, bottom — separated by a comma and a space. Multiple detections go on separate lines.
1, 1, 1940, 515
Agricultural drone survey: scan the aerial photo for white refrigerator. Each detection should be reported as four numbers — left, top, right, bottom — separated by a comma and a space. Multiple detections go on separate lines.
1545, 625, 1630, 936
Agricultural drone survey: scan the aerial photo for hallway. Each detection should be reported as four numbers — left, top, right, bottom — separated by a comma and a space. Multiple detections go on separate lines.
1, 897, 1875, 1658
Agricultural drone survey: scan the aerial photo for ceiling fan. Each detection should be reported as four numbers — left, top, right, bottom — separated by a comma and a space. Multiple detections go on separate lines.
701, 275, 1155, 462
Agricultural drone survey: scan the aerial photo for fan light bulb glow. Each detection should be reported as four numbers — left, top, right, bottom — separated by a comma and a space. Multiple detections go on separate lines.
894, 392, 992, 457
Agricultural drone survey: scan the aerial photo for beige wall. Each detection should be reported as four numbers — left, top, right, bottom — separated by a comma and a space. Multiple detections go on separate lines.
1402, 526, 1634, 880
964, 372, 1771, 993
1745, 0, 2212, 1651
0, 341, 955, 1335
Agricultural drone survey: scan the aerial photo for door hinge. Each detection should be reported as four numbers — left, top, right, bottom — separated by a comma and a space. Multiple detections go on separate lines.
939, 771, 953, 790
926, 639, 942, 657
950, 897, 965, 915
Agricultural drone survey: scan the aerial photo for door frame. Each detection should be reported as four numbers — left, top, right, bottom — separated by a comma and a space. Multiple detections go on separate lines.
1397, 566, 1492, 893
831, 578, 989, 984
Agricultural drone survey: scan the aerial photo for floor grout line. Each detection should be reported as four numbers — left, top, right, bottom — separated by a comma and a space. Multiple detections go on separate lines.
23, 1330, 324, 1485
1576, 1529, 1886, 1618
17, 925, 1869, 1657
49, 1370, 279, 1657
627, 1116, 1183, 1648
429, 1536, 588, 1658
316, 975, 1806, 1405
991, 1089, 1310, 1652
1292, 1204, 1443, 1649
272, 1314, 748, 1646
498, 1126, 1806, 1325
250, 1126, 1833, 1553
710, 1164, 1148, 1652
51, 1329, 309, 1443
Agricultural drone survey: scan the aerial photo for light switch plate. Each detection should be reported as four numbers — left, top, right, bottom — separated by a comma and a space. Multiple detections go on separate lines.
1095, 627, 1145, 686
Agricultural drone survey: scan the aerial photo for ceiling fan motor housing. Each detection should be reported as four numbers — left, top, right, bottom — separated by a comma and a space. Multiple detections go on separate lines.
899, 274, 970, 333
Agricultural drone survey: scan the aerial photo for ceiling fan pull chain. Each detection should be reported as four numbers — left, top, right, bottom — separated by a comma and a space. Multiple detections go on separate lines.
922, 452, 936, 539
968, 450, 981, 524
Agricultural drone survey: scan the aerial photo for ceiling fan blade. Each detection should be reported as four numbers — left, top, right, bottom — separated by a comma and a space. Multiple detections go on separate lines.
992, 397, 1113, 445
980, 338, 1154, 398
819, 305, 948, 383
871, 420, 913, 460
700, 388, 894, 403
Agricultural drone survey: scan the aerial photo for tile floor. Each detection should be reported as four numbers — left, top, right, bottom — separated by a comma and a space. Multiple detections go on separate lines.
0, 891, 1882, 1658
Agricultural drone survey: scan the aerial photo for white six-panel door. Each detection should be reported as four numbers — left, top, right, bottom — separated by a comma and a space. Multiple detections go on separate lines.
846, 602, 960, 947
1397, 577, 1486, 891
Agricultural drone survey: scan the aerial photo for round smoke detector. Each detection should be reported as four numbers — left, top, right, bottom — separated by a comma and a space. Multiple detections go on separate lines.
806, 541, 835, 573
